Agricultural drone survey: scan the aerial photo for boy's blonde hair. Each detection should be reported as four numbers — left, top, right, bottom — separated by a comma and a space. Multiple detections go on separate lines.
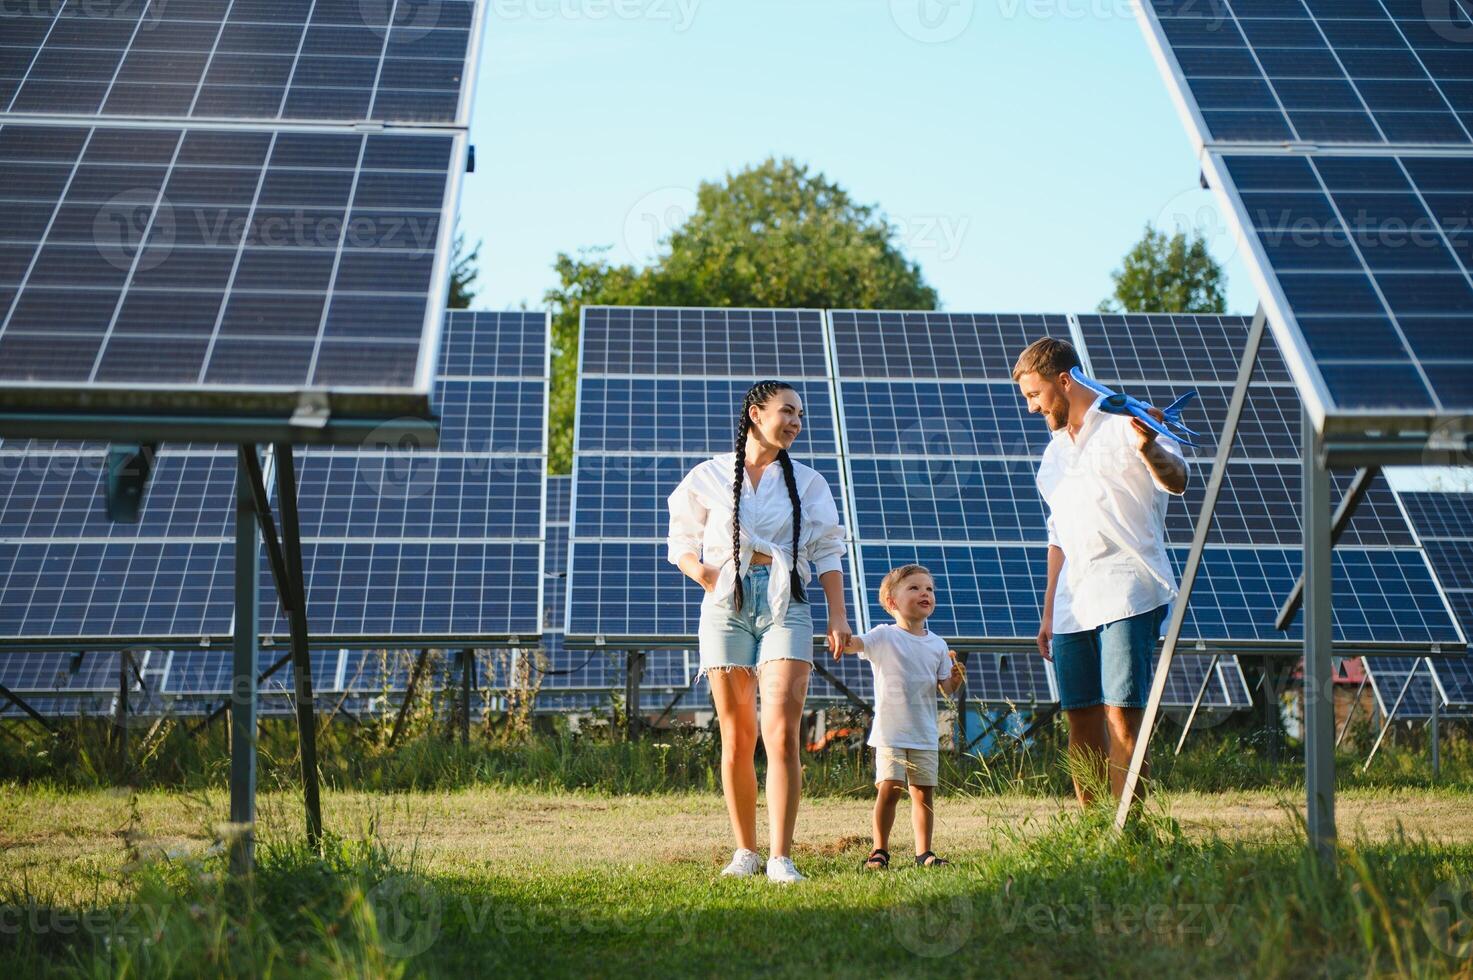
879, 564, 932, 612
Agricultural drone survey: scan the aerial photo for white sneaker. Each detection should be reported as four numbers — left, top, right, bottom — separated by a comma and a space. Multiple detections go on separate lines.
766, 856, 805, 884
720, 848, 763, 877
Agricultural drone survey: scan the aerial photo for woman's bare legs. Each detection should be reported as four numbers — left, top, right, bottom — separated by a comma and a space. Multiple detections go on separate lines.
759, 659, 810, 858
707, 667, 760, 852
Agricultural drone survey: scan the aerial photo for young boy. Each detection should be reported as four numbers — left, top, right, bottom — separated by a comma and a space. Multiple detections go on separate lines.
835, 564, 965, 869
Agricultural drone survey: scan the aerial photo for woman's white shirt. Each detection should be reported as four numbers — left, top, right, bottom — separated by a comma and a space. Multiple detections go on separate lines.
666, 452, 846, 623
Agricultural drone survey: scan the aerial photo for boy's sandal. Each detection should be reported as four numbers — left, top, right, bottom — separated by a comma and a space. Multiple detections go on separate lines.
915, 851, 948, 867
862, 848, 890, 871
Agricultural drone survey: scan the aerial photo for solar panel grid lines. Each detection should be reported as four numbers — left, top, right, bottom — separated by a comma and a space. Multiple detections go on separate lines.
260, 310, 549, 645
1364, 656, 1447, 720
0, 123, 462, 398
1389, 489, 1473, 707
1135, 1, 1473, 437
0, 1, 483, 128
1206, 149, 1473, 416
0, 4, 483, 442
579, 307, 831, 379
567, 306, 856, 647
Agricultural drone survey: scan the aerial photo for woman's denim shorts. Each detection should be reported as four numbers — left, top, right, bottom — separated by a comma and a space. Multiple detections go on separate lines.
698, 565, 814, 673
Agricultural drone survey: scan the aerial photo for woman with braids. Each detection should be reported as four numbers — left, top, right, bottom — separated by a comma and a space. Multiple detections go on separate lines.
667, 380, 851, 884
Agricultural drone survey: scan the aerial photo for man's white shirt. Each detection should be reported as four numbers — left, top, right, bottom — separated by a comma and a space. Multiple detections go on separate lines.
1037, 398, 1188, 635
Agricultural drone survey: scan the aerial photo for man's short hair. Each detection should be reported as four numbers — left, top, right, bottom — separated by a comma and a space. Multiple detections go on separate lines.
879, 564, 932, 610
1012, 337, 1082, 380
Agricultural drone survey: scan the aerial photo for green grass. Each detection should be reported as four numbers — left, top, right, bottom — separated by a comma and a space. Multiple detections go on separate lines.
3, 709, 1471, 800
3, 791, 1472, 978
3, 708, 1472, 976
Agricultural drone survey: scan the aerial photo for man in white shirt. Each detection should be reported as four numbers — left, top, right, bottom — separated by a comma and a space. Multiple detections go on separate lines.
1013, 337, 1187, 809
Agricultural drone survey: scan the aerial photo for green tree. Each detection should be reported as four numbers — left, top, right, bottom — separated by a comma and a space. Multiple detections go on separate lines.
1098, 224, 1226, 314
544, 157, 939, 471
448, 233, 480, 309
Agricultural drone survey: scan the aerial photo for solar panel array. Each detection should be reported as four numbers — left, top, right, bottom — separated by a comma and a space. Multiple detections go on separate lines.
1371, 489, 1473, 713
262, 310, 547, 644
565, 307, 853, 649
830, 311, 1063, 706
1137, 0, 1473, 433
0, 310, 546, 651
0, 2, 482, 434
0, 443, 237, 646
1079, 313, 1459, 652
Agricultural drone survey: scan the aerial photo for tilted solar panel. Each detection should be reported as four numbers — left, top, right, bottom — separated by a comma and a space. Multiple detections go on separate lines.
1, 1, 480, 126
1135, 0, 1473, 449
1141, 0, 1473, 147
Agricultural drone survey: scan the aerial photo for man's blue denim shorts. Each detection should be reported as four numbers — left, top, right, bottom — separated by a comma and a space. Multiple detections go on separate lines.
1051, 604, 1166, 711
698, 565, 814, 673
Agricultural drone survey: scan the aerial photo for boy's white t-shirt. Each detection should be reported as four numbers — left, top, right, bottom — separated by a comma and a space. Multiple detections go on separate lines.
859, 623, 953, 750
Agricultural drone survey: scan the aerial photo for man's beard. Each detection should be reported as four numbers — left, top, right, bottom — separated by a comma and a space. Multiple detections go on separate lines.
1044, 404, 1068, 431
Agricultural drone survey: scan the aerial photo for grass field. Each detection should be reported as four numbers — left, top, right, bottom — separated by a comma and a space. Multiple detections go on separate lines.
5, 781, 1473, 978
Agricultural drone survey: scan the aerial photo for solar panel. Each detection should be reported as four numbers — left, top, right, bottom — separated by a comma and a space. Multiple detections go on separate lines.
1136, 3, 1473, 442
838, 381, 1048, 458
1211, 152, 1473, 413
1159, 652, 1254, 709
1172, 545, 1461, 647
1424, 537, 1473, 588
1, 539, 234, 644
0, 448, 234, 540
572, 454, 848, 540
1364, 656, 1443, 720
1392, 489, 1473, 706
1169, 463, 1414, 547
576, 378, 839, 455
567, 306, 854, 649
829, 311, 1072, 379
1400, 490, 1473, 540
1, 2, 480, 126
263, 310, 548, 644
1141, 0, 1473, 147
1129, 382, 1302, 460
847, 457, 1044, 544
580, 307, 829, 378
545, 474, 571, 525
0, 651, 119, 693
1077, 312, 1291, 384
0, 123, 466, 432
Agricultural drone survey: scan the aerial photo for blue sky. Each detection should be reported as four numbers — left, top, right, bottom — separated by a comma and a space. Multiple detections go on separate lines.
461, 0, 1261, 315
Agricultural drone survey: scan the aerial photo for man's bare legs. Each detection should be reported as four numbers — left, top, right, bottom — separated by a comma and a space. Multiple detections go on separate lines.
1066, 704, 1148, 808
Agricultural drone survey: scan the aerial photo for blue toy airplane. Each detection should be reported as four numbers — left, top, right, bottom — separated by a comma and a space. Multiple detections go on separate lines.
1068, 367, 1200, 448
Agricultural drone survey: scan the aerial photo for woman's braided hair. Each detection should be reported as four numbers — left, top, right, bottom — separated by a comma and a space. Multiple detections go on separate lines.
731, 380, 806, 612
